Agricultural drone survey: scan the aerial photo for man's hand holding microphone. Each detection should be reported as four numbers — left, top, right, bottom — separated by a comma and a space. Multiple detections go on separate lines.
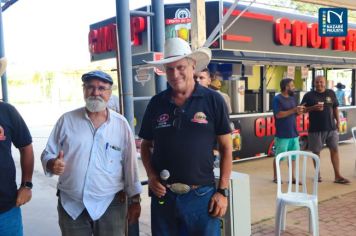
148, 170, 170, 204
47, 150, 66, 175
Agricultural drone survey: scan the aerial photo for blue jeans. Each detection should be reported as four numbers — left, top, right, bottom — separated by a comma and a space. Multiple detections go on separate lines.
151, 185, 220, 236
0, 207, 23, 236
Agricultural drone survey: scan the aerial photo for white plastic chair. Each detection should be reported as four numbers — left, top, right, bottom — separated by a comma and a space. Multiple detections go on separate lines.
275, 150, 320, 236
351, 127, 356, 176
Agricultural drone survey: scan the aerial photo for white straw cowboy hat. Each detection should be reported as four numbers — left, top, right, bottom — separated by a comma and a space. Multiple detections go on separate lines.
144, 37, 211, 72
0, 57, 7, 77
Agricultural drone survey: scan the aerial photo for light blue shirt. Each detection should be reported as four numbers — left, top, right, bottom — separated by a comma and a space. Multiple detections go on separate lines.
335, 89, 345, 106
41, 107, 142, 220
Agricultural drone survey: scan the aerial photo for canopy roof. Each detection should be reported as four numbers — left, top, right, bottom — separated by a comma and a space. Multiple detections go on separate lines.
295, 0, 356, 10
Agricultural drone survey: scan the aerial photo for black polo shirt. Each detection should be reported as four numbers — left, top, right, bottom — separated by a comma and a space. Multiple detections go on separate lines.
301, 89, 338, 132
0, 102, 32, 213
139, 84, 231, 186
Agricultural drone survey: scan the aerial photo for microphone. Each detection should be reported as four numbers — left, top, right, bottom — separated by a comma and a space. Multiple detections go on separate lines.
160, 169, 170, 186
158, 169, 170, 205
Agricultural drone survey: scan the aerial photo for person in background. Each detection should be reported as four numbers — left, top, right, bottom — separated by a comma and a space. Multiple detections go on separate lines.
210, 78, 232, 114
272, 78, 305, 184
335, 82, 347, 106
41, 70, 142, 236
210, 73, 233, 167
140, 37, 232, 235
194, 67, 211, 88
108, 94, 120, 113
301, 75, 350, 184
0, 56, 34, 236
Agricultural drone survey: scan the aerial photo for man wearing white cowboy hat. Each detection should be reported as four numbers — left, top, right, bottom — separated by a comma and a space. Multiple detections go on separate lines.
0, 56, 35, 236
139, 37, 232, 235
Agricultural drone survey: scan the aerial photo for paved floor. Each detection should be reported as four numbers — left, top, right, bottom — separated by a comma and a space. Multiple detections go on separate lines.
251, 191, 356, 236
234, 142, 356, 225
11, 103, 356, 235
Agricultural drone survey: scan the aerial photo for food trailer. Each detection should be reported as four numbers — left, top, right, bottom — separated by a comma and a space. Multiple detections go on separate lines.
88, 0, 356, 161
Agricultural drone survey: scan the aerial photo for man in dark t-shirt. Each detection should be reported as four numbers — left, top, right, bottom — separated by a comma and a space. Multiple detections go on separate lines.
272, 78, 305, 184
0, 101, 34, 236
139, 38, 232, 236
301, 75, 350, 184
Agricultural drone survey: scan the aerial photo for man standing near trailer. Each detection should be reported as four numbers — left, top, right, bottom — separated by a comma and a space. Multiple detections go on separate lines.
139, 38, 232, 235
272, 78, 305, 184
302, 75, 350, 184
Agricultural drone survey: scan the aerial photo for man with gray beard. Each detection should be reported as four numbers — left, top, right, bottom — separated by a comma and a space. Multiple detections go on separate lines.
41, 70, 142, 236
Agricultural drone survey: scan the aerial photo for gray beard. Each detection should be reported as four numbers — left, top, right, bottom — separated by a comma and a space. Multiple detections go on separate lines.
85, 97, 107, 112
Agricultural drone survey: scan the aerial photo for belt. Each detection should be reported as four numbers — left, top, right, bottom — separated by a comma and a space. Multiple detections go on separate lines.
168, 183, 201, 194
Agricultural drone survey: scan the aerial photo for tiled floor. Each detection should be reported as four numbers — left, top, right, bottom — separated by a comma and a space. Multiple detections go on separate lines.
251, 191, 356, 235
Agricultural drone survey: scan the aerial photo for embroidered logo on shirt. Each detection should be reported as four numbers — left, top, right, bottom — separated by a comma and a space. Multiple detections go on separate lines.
326, 96, 332, 104
156, 113, 171, 129
191, 112, 208, 124
157, 114, 169, 123
0, 125, 6, 141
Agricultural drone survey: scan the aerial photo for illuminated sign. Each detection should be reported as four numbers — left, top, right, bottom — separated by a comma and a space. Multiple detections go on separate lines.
221, 5, 356, 63
255, 114, 309, 138
89, 16, 147, 60
274, 18, 356, 51
165, 8, 191, 42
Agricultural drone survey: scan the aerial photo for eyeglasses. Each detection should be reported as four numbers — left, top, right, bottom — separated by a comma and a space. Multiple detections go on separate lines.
83, 84, 112, 94
173, 107, 184, 129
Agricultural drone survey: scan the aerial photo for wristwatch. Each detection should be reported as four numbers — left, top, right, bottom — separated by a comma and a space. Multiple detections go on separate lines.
217, 188, 229, 197
21, 181, 33, 189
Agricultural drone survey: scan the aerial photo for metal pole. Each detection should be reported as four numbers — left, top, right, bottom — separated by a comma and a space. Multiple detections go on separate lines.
311, 68, 316, 91
260, 66, 266, 112
116, 0, 134, 131
352, 69, 355, 106
116, 3, 140, 235
0, 7, 8, 102
152, 0, 166, 93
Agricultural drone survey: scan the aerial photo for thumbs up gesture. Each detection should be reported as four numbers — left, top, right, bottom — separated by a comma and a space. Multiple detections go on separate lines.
51, 150, 66, 175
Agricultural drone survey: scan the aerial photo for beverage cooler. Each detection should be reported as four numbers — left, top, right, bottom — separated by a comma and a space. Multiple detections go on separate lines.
214, 169, 251, 236
231, 80, 245, 113
244, 90, 260, 112
265, 90, 276, 112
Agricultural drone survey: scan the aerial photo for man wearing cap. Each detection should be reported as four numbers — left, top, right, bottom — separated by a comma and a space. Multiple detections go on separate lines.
139, 37, 232, 235
0, 57, 34, 236
41, 70, 142, 236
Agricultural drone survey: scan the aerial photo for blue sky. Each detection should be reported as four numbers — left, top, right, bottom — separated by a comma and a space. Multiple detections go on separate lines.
1, 0, 190, 71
